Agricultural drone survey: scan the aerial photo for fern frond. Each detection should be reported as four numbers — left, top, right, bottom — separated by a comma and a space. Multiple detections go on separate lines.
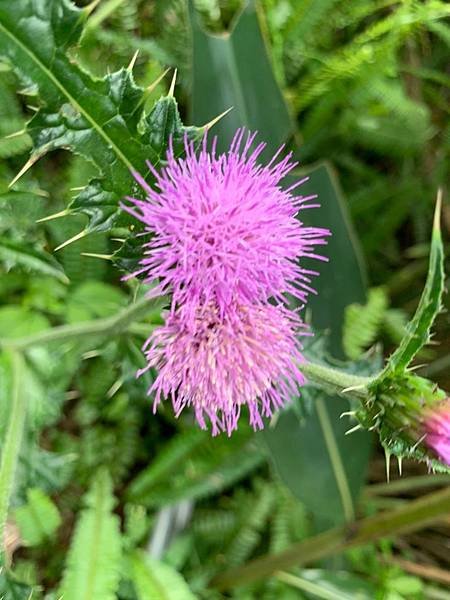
343, 287, 388, 360
58, 469, 122, 600
129, 550, 197, 600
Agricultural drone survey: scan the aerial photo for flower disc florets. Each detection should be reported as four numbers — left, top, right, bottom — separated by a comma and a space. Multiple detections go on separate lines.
140, 301, 307, 435
124, 130, 329, 321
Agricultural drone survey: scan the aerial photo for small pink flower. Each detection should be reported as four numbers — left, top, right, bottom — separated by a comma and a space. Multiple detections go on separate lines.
139, 301, 307, 435
424, 400, 450, 466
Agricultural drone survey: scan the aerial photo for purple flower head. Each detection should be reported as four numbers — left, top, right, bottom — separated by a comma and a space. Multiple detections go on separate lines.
124, 129, 330, 321
140, 301, 307, 435
424, 400, 450, 466
123, 129, 330, 434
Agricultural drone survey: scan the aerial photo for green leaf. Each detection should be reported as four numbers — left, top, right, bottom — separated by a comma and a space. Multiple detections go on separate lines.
279, 569, 377, 599
129, 550, 197, 600
65, 281, 127, 324
14, 488, 61, 546
0, 0, 202, 236
127, 427, 264, 507
58, 469, 122, 600
189, 0, 294, 153
343, 287, 388, 360
0, 571, 36, 600
384, 198, 444, 374
0, 236, 68, 283
263, 165, 372, 529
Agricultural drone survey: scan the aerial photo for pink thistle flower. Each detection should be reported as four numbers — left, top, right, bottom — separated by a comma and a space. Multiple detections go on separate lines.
123, 130, 330, 433
140, 301, 307, 435
123, 129, 330, 321
424, 400, 450, 466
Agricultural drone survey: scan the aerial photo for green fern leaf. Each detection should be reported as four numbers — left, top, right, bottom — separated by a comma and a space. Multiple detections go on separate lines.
129, 550, 197, 600
58, 469, 122, 600
14, 487, 61, 546
343, 287, 388, 360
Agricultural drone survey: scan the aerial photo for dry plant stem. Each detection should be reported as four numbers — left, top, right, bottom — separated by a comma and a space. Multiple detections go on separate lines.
212, 484, 450, 590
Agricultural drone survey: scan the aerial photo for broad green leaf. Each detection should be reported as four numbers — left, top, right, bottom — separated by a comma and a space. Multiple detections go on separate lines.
0, 236, 68, 283
14, 488, 61, 546
189, 0, 294, 153
0, 306, 49, 339
383, 199, 445, 374
264, 165, 372, 529
0, 0, 202, 236
129, 551, 197, 600
58, 469, 122, 600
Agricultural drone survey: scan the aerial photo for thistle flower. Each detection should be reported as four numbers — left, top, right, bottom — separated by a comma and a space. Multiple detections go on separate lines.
423, 400, 450, 466
140, 301, 307, 435
124, 129, 330, 321
123, 130, 330, 433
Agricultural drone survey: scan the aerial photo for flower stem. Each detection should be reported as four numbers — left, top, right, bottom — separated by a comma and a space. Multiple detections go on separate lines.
0, 350, 26, 566
301, 361, 374, 400
0, 295, 165, 352
212, 484, 450, 590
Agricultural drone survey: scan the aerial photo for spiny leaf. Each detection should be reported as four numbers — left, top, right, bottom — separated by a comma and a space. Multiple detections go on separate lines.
58, 469, 122, 600
0, 236, 68, 283
129, 550, 197, 600
14, 488, 61, 546
0, 0, 202, 240
343, 287, 388, 360
383, 196, 445, 375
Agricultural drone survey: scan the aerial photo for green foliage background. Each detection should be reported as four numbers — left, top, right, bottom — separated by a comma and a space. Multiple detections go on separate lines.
0, 0, 449, 598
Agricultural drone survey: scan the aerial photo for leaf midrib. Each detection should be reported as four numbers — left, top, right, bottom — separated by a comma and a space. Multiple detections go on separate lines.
0, 18, 136, 174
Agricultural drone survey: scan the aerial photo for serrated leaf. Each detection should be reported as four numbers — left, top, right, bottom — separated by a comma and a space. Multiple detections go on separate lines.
58, 469, 122, 600
384, 200, 444, 374
0, 236, 68, 283
14, 488, 61, 546
343, 287, 388, 360
129, 551, 197, 600
0, 0, 202, 236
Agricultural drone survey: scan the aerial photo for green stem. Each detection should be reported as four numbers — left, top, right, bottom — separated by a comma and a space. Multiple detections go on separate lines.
0, 350, 26, 566
211, 484, 450, 590
301, 362, 374, 400
0, 296, 165, 352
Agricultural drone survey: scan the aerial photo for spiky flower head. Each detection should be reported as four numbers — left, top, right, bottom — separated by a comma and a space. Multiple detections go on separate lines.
124, 129, 330, 322
363, 373, 449, 470
123, 130, 330, 434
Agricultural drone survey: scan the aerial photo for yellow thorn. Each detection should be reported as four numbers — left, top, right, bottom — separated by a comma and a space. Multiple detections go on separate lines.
127, 50, 140, 72
397, 456, 403, 477
83, 0, 102, 17
168, 69, 177, 97
4, 129, 26, 139
9, 154, 42, 188
145, 68, 170, 96
54, 230, 88, 252
434, 188, 442, 232
202, 106, 233, 131
385, 450, 391, 483
81, 252, 113, 261
36, 209, 70, 223
70, 186, 87, 192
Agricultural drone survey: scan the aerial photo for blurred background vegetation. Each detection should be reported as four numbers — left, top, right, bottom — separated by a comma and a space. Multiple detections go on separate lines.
0, 0, 449, 597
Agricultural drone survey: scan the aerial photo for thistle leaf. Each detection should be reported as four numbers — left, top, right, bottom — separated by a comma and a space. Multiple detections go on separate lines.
0, 236, 68, 283
383, 196, 445, 374
58, 469, 122, 600
0, 0, 202, 237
